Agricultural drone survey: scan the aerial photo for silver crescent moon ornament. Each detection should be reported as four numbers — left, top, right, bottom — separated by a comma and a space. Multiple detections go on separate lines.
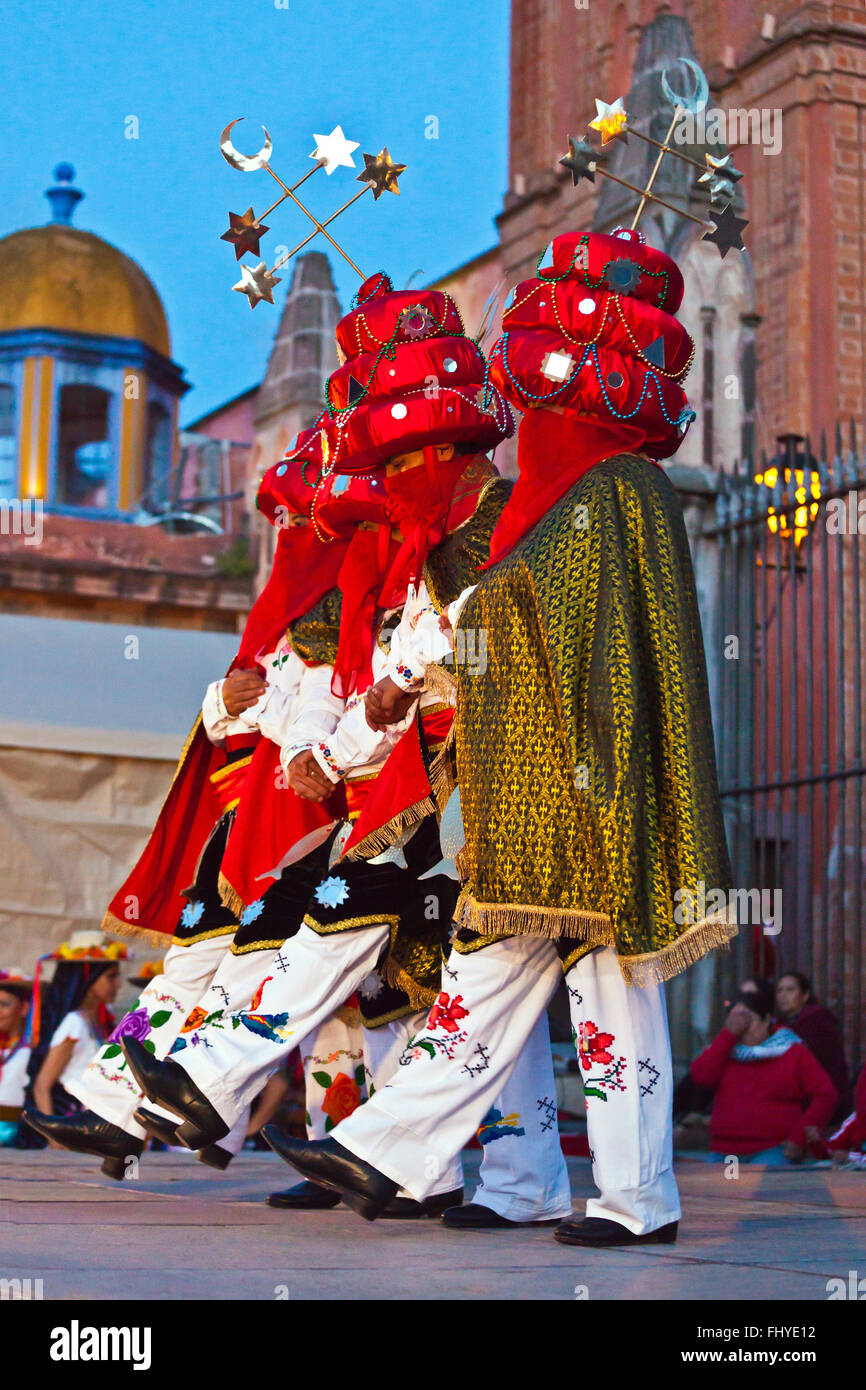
220, 118, 273, 172
660, 57, 709, 114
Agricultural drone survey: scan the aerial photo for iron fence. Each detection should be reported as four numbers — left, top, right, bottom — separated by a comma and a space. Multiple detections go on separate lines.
712, 425, 866, 1072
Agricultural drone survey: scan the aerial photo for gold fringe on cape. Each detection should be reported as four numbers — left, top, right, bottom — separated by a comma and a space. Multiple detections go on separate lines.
333, 1001, 363, 1028
218, 871, 245, 919
100, 908, 169, 950
343, 735, 457, 863
618, 913, 738, 987
455, 889, 737, 988
422, 660, 458, 708
380, 955, 439, 1011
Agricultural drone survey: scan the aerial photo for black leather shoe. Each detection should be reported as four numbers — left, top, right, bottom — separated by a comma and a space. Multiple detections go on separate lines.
267, 1180, 342, 1210
134, 1106, 234, 1170
262, 1128, 397, 1221
120, 1038, 228, 1149
198, 1143, 234, 1171
381, 1187, 464, 1220
23, 1109, 143, 1181
134, 1106, 179, 1147
442, 1201, 563, 1230
554, 1216, 679, 1247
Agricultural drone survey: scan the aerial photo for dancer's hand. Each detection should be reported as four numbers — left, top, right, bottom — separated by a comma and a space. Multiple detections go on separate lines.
723, 1002, 754, 1037
365, 676, 418, 730
438, 611, 454, 641
783, 1140, 806, 1164
222, 669, 268, 716
285, 750, 333, 801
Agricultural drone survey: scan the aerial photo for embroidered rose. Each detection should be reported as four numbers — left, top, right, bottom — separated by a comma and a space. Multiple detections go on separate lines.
427, 991, 469, 1034
577, 1021, 616, 1071
181, 1007, 209, 1034
107, 1007, 150, 1045
321, 1072, 361, 1125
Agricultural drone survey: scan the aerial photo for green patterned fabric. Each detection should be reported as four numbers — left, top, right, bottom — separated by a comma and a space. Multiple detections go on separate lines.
452, 453, 736, 985
288, 586, 343, 666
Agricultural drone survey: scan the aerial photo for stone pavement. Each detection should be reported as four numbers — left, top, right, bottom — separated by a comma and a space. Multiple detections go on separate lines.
1, 1149, 864, 1301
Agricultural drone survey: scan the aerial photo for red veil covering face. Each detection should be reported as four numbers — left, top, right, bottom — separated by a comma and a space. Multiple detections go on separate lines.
316, 270, 514, 696
101, 432, 352, 945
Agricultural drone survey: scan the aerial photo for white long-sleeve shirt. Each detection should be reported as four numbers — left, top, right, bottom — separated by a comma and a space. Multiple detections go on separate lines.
202, 635, 345, 752
384, 583, 476, 692
295, 582, 460, 787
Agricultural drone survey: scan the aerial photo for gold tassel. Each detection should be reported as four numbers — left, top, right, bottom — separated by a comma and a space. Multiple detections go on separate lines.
429, 742, 457, 811
343, 794, 439, 861
454, 895, 738, 989
618, 914, 739, 988
454, 892, 616, 946
101, 909, 168, 950
217, 872, 245, 919
422, 661, 458, 707
380, 955, 438, 1012
333, 1002, 362, 1028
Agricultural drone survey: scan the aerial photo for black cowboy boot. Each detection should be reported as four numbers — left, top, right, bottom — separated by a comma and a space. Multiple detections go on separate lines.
554, 1215, 679, 1247
120, 1039, 228, 1149
267, 1181, 342, 1210
262, 1128, 397, 1221
23, 1108, 143, 1181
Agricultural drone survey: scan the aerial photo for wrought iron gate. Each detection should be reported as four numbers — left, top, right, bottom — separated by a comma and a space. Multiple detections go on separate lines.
712, 427, 866, 1073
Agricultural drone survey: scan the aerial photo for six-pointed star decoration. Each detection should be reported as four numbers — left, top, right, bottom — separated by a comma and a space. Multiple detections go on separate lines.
221, 207, 270, 260
702, 205, 749, 258
559, 135, 609, 185
699, 152, 744, 185
357, 147, 407, 199
588, 96, 629, 146
233, 260, 282, 307
311, 124, 360, 175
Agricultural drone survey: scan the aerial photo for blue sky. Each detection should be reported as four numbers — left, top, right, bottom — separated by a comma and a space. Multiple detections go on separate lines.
3, 0, 510, 422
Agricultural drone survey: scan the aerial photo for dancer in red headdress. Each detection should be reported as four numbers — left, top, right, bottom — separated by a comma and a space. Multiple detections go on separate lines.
25, 434, 356, 1175
255, 229, 737, 1246
116, 273, 575, 1226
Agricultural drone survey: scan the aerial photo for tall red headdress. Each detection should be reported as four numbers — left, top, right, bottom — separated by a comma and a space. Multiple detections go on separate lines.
316, 272, 515, 693
485, 226, 696, 564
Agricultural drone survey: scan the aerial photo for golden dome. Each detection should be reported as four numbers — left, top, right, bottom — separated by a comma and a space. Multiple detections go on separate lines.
0, 224, 171, 357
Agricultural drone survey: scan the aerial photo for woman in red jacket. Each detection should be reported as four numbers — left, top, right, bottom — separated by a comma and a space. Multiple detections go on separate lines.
775, 971, 852, 1124
689, 981, 837, 1163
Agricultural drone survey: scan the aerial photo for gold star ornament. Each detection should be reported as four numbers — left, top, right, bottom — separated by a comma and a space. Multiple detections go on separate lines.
588, 97, 629, 146
357, 148, 407, 200
233, 260, 282, 308
221, 207, 270, 260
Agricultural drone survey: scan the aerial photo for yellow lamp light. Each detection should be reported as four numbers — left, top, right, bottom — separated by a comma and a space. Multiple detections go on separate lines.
754, 465, 821, 547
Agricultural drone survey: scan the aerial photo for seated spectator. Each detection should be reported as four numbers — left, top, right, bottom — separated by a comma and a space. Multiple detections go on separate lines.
689, 980, 837, 1163
28, 933, 123, 1130
672, 976, 770, 1132
0, 970, 33, 1147
829, 1066, 866, 1169
775, 971, 852, 1123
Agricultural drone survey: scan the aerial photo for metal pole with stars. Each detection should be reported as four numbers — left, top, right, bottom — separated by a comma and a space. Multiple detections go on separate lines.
558, 61, 749, 260
218, 119, 407, 307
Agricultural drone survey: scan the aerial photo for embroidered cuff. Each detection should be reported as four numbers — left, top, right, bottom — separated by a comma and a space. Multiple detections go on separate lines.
390, 660, 425, 693
214, 680, 229, 722
310, 742, 345, 784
